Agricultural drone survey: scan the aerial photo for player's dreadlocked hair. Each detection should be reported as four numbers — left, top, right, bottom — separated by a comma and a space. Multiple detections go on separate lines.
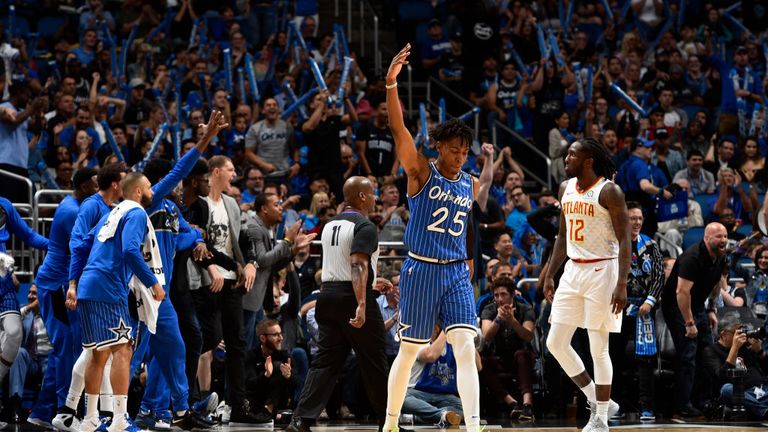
580, 137, 616, 180
430, 118, 473, 148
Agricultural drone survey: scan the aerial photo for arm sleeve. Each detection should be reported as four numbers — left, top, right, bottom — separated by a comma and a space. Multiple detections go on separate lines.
69, 203, 99, 281
351, 221, 378, 256
2, 200, 48, 251
121, 210, 158, 288
151, 147, 202, 205
69, 225, 96, 282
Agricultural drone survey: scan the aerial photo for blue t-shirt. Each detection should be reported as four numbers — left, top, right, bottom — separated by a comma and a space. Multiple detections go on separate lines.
0, 102, 30, 169
616, 155, 652, 193
77, 207, 158, 303
69, 193, 111, 282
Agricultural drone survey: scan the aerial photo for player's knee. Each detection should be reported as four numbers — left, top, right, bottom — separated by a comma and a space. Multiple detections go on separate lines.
446, 327, 476, 359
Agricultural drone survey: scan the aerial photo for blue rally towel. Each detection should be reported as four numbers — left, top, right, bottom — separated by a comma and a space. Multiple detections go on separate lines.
656, 191, 688, 222
635, 313, 657, 356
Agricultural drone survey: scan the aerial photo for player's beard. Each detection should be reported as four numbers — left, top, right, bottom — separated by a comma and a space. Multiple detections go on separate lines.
140, 191, 153, 208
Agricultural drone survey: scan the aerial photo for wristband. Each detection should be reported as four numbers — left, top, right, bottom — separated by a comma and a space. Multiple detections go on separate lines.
284, 238, 294, 246
494, 317, 504, 325
385, 82, 397, 90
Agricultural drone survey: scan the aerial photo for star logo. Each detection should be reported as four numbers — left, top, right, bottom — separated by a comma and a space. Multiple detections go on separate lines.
108, 319, 132, 343
395, 321, 411, 343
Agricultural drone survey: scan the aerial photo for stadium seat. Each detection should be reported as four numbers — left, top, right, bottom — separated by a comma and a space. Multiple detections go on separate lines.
682, 226, 705, 250
36, 16, 67, 38
2, 15, 31, 38
694, 193, 714, 221
736, 223, 753, 236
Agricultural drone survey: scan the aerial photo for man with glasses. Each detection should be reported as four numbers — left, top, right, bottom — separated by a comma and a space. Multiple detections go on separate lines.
504, 186, 534, 234
242, 167, 265, 206
243, 319, 298, 421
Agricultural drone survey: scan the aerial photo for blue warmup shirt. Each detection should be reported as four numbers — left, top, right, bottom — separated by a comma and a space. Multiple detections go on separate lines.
36, 195, 81, 290
0, 197, 49, 295
69, 147, 202, 283
77, 207, 158, 303
147, 198, 202, 292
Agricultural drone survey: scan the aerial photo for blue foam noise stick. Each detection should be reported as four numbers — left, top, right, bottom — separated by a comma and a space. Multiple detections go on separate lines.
610, 83, 647, 117
723, 11, 750, 36
175, 70, 182, 124
110, 43, 119, 81
439, 99, 446, 123
281, 87, 319, 120
244, 52, 261, 104
558, 0, 565, 25
457, 107, 481, 123
120, 40, 129, 83
7, 5, 14, 38
172, 123, 180, 162
189, 18, 199, 49
223, 48, 233, 97
282, 83, 309, 121
145, 53, 152, 82
237, 67, 246, 104
101, 120, 125, 162
598, 0, 614, 20
585, 66, 593, 102
565, 0, 575, 35
101, 21, 114, 47
677, 0, 685, 32
138, 123, 169, 170
334, 24, 350, 58
336, 56, 354, 106
308, 57, 331, 104
548, 30, 565, 68
288, 21, 308, 51
536, 24, 549, 63
508, 44, 529, 76
419, 102, 429, 146
724, 1, 741, 13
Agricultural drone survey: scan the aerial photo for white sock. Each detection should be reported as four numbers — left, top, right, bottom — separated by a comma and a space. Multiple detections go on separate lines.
581, 381, 597, 403
382, 342, 421, 431
596, 401, 609, 424
447, 329, 481, 432
85, 393, 99, 419
100, 394, 114, 415
67, 349, 91, 410
100, 356, 113, 414
113, 395, 127, 417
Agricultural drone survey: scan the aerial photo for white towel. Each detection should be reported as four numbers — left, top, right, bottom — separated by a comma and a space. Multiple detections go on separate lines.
98, 200, 165, 333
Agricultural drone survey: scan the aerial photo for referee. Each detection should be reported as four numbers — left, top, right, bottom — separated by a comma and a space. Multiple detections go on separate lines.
287, 176, 390, 432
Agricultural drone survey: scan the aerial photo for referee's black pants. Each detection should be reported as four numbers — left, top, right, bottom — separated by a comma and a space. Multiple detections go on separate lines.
294, 283, 388, 424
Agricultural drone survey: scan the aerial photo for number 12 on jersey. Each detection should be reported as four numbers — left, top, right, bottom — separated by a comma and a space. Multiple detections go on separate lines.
568, 218, 584, 242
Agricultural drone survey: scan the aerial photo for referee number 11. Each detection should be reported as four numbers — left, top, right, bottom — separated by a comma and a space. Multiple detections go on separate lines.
568, 218, 584, 242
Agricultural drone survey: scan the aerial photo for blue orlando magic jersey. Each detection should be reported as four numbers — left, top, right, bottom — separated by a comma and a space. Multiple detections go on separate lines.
405, 163, 474, 260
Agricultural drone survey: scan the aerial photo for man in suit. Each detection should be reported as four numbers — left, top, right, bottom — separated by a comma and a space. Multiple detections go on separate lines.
241, 193, 315, 350
187, 155, 264, 424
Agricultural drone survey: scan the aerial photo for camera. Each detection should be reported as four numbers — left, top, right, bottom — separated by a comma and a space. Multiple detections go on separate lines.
744, 327, 766, 339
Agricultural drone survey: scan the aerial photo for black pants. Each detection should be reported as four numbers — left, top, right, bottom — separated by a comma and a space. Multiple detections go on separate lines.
192, 280, 247, 406
293, 284, 388, 424
170, 255, 204, 405
608, 314, 656, 412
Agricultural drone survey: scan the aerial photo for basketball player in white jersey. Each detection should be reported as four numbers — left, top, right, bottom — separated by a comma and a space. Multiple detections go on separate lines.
542, 138, 631, 432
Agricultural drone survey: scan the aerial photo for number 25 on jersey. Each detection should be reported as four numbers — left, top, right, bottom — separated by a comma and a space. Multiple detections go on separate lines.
427, 207, 467, 237
568, 218, 584, 242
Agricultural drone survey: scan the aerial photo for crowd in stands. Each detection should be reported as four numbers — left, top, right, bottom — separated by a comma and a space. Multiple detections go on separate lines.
1, 0, 768, 426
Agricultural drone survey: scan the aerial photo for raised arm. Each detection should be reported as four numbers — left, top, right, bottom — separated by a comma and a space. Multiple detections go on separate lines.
2, 200, 48, 251
476, 143, 495, 212
386, 44, 429, 195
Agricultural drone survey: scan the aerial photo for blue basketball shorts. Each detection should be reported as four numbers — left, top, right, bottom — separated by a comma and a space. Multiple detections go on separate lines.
79, 299, 133, 351
397, 257, 476, 343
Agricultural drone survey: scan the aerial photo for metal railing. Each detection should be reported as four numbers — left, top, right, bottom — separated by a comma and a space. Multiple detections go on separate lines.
425, 77, 482, 143
336, 0, 383, 77
0, 168, 33, 206
492, 120, 553, 191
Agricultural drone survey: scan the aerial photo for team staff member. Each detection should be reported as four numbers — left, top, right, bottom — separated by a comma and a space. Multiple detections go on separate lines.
287, 176, 391, 432
661, 222, 728, 420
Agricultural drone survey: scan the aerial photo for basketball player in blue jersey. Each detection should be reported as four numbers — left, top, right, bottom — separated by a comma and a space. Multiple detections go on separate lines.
542, 138, 630, 432
28, 167, 98, 428
383, 44, 482, 432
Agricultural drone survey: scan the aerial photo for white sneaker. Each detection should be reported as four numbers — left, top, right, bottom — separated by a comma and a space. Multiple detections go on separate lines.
587, 400, 620, 425
107, 414, 131, 432
27, 416, 55, 429
80, 416, 101, 432
215, 401, 231, 424
151, 417, 171, 431
582, 415, 609, 432
52, 412, 81, 432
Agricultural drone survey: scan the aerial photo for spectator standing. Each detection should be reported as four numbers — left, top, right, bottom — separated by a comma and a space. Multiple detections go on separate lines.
356, 101, 397, 181
673, 150, 716, 196
0, 86, 45, 203
661, 222, 728, 420
703, 138, 737, 178
245, 98, 297, 185
420, 19, 451, 75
